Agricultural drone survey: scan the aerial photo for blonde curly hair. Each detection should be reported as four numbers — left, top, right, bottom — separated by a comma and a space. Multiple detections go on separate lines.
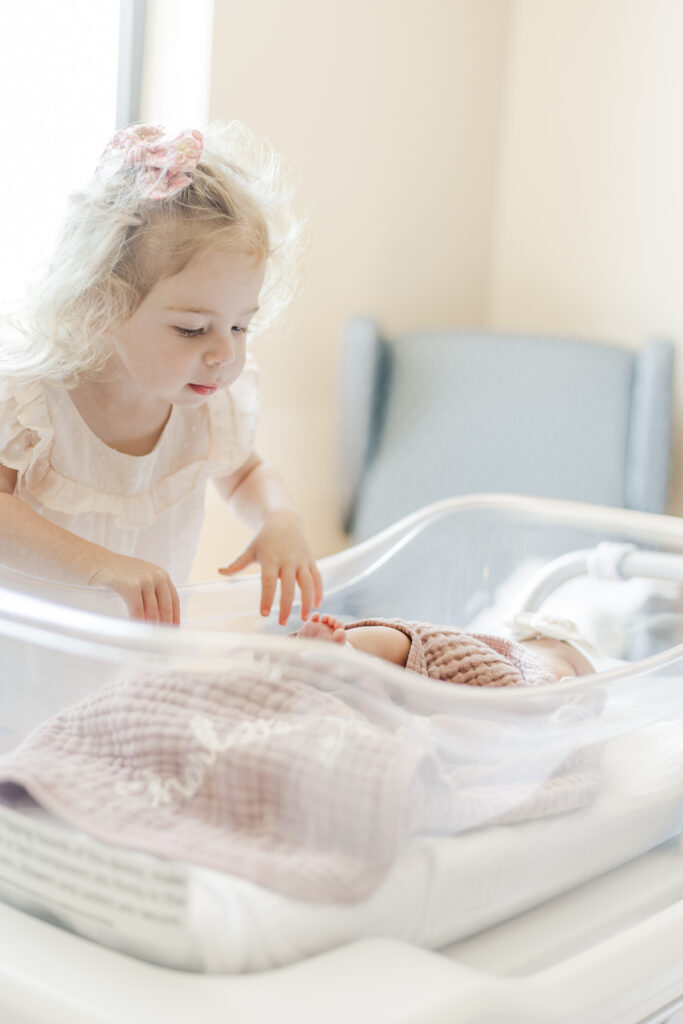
1, 121, 304, 385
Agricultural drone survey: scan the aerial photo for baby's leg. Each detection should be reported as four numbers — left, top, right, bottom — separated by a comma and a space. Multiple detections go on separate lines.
344, 624, 411, 666
298, 613, 411, 666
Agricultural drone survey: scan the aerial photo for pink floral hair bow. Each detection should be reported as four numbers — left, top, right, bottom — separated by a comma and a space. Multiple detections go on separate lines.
98, 124, 204, 200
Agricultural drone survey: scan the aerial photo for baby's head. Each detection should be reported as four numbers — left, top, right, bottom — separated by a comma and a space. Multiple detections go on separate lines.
20, 122, 302, 383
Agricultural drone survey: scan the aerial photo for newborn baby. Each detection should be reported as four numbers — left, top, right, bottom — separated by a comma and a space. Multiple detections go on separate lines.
299, 612, 596, 687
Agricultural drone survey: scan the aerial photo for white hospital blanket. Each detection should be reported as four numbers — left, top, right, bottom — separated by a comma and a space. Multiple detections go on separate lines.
0, 722, 681, 973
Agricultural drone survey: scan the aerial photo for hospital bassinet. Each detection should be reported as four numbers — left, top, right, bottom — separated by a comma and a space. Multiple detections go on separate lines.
1, 494, 683, 1023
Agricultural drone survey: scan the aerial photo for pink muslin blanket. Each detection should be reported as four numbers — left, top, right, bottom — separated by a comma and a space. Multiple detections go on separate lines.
0, 624, 602, 902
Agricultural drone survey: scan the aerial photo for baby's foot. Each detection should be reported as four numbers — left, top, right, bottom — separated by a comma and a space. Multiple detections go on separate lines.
299, 612, 347, 644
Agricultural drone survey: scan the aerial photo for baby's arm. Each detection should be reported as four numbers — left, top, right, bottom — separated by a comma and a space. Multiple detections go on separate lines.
214, 451, 322, 625
0, 464, 179, 624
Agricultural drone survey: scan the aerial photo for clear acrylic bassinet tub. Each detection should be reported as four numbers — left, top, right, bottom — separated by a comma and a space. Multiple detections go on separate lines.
0, 494, 683, 1024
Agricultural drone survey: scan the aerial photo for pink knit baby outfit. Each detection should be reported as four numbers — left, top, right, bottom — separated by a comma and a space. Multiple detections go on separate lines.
346, 618, 559, 688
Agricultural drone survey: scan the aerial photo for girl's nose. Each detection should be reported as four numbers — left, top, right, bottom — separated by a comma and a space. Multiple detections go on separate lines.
204, 332, 234, 367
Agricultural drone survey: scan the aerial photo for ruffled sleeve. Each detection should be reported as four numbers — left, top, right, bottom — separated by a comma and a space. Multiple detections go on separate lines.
0, 381, 52, 477
206, 349, 261, 477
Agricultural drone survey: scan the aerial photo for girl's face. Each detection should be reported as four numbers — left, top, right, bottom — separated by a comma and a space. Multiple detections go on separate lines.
111, 247, 265, 406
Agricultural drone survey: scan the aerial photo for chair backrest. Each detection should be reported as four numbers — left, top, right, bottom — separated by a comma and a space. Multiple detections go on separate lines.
339, 319, 674, 539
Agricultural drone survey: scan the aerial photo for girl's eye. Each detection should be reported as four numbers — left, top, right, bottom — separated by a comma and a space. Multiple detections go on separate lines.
232, 326, 248, 334
175, 326, 206, 338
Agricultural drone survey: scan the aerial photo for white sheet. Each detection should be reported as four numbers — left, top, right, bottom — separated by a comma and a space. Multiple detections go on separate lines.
0, 721, 681, 974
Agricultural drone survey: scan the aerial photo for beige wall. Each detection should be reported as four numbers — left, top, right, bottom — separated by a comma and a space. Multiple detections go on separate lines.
190, 0, 511, 578
488, 0, 683, 510
141, 0, 213, 126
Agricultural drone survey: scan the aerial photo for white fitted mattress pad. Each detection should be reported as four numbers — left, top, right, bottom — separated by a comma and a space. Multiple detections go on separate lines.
0, 721, 681, 974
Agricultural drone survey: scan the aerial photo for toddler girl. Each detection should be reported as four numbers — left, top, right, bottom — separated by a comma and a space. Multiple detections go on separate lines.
0, 122, 321, 625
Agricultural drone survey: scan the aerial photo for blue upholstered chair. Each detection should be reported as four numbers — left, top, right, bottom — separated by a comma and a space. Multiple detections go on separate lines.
339, 319, 674, 539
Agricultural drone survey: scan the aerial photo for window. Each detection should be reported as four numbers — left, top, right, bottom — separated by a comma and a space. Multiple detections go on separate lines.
0, 1, 121, 304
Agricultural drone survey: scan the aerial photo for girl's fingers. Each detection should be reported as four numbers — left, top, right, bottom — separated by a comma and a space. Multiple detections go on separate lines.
218, 545, 254, 576
90, 560, 180, 625
260, 565, 278, 617
278, 567, 296, 625
297, 567, 315, 621
141, 584, 159, 623
311, 562, 323, 608
170, 583, 181, 625
126, 588, 146, 621
156, 582, 174, 624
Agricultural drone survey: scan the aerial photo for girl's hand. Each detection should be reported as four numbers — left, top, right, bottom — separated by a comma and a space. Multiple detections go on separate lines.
88, 556, 181, 625
218, 510, 323, 625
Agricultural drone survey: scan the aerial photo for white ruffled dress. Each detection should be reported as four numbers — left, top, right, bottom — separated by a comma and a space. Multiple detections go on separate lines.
0, 360, 259, 583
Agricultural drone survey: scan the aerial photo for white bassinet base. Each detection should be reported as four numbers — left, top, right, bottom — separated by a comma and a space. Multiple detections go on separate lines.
1, 836, 683, 1024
